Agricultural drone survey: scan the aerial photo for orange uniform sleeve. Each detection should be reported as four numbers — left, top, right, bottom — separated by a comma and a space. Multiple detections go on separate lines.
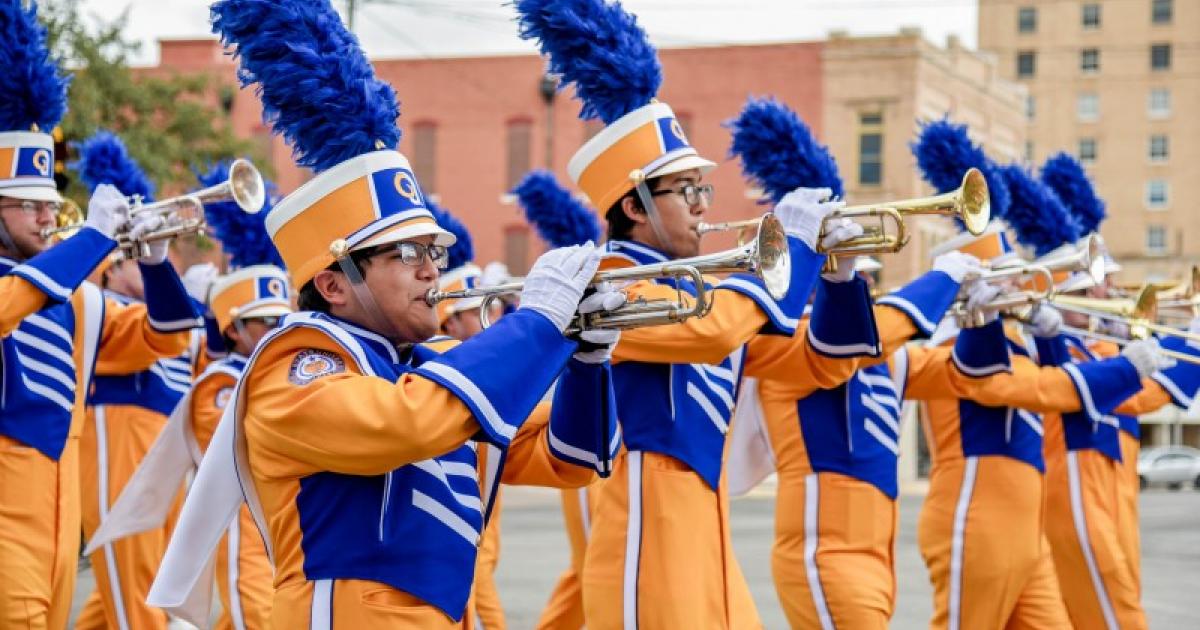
190, 371, 237, 453
242, 327, 482, 477
499, 401, 595, 488
902, 345, 1084, 413
612, 282, 769, 365
1114, 379, 1173, 416
93, 297, 193, 375
0, 276, 49, 337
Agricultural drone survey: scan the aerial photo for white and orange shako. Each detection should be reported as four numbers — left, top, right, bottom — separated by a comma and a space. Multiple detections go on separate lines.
209, 264, 294, 332
0, 130, 62, 203
929, 221, 1021, 267
264, 150, 456, 289
567, 101, 715, 212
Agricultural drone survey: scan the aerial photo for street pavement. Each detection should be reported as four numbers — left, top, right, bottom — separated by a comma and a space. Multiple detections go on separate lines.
72, 486, 1200, 628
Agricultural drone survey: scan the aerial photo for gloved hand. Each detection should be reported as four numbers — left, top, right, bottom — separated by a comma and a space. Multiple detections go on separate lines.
83, 184, 129, 240
1028, 304, 1063, 338
1094, 316, 1130, 340
481, 261, 511, 288
821, 255, 859, 283
819, 217, 865, 252
772, 187, 845, 250
127, 213, 169, 264
520, 243, 602, 333
932, 251, 986, 283
570, 282, 626, 363
1122, 337, 1176, 378
963, 279, 1002, 323
182, 262, 219, 304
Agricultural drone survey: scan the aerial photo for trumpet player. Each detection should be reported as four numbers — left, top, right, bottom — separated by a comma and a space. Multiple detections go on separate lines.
0, 5, 201, 626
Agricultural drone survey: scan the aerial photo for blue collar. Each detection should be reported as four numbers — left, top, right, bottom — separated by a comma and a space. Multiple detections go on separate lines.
296, 311, 404, 365
604, 240, 671, 265
0, 256, 16, 275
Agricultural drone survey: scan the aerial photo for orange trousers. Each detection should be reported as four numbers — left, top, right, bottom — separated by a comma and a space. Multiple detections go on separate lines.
1044, 449, 1146, 630
472, 492, 505, 630
0, 434, 80, 629
536, 486, 596, 630
773, 472, 896, 630
581, 450, 760, 629
213, 504, 274, 629
918, 456, 1070, 630
1117, 431, 1142, 601
76, 405, 180, 630
271, 576, 497, 628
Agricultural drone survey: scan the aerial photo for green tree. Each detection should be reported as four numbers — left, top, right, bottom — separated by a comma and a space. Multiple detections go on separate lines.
41, 0, 258, 205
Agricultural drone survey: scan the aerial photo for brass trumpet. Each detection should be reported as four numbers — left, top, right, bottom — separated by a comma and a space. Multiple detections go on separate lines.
427, 214, 791, 333
819, 167, 992, 273
1050, 284, 1200, 345
42, 158, 265, 260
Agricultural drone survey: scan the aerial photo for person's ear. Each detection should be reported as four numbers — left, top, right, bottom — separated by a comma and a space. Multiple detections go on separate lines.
312, 269, 350, 307
620, 195, 647, 225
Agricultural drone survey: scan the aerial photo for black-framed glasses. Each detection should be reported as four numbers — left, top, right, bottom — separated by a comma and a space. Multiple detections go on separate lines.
0, 200, 62, 216
374, 241, 449, 270
650, 183, 714, 207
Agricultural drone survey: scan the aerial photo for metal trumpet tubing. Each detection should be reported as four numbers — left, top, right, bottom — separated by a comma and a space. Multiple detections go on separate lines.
1057, 324, 1200, 366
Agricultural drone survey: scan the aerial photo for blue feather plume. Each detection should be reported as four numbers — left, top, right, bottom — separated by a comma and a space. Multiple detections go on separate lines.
211, 0, 400, 172
726, 96, 843, 202
426, 198, 474, 271
1039, 152, 1105, 235
0, 0, 70, 132
73, 130, 155, 201
998, 163, 1079, 257
514, 170, 600, 248
912, 119, 1011, 222
515, 0, 661, 124
195, 161, 283, 269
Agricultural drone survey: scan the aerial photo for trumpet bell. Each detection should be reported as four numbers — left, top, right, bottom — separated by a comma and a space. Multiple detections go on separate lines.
226, 158, 266, 214
958, 168, 991, 236
754, 213, 790, 300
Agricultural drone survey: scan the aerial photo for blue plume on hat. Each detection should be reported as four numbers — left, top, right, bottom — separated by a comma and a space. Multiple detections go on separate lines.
0, 0, 70, 132
515, 0, 662, 124
514, 170, 600, 247
74, 130, 155, 201
196, 160, 283, 268
726, 96, 843, 202
999, 163, 1079, 257
426, 198, 473, 271
1040, 152, 1105, 235
912, 119, 1011, 222
211, 0, 400, 173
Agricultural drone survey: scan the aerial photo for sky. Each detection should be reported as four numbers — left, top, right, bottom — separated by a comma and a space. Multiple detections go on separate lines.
75, 0, 980, 66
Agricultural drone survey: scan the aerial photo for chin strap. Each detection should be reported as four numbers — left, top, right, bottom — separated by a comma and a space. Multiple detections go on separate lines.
330, 239, 401, 341
631, 174, 675, 255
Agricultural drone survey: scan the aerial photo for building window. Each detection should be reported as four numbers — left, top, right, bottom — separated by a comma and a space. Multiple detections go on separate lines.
1082, 3, 1101, 28
1017, 51, 1036, 78
505, 118, 533, 191
1146, 180, 1169, 209
857, 112, 883, 186
1149, 135, 1169, 162
1077, 93, 1100, 121
1018, 6, 1037, 33
504, 225, 531, 276
411, 121, 437, 194
1080, 48, 1100, 73
1146, 225, 1167, 254
1078, 138, 1097, 163
1148, 88, 1171, 118
1152, 0, 1173, 24
1025, 95, 1036, 120
1151, 44, 1171, 70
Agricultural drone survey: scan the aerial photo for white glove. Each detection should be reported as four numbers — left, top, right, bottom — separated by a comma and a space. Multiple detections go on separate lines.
1094, 316, 1130, 340
932, 251, 986, 284
83, 184, 129, 240
520, 243, 602, 333
819, 217, 865, 252
1027, 304, 1062, 338
821, 255, 859, 283
481, 261, 511, 288
127, 213, 169, 264
573, 284, 625, 364
1122, 337, 1176, 378
1188, 316, 1200, 351
182, 263, 219, 304
772, 187, 845, 250
963, 279, 1002, 323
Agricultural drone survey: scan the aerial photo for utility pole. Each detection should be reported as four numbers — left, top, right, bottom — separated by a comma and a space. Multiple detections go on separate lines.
346, 0, 357, 31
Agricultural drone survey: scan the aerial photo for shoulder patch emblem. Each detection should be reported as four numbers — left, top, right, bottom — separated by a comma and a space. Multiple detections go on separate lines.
289, 349, 346, 385
214, 387, 233, 410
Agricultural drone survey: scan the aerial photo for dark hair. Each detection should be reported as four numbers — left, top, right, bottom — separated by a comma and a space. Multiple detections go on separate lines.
295, 247, 383, 313
605, 176, 661, 241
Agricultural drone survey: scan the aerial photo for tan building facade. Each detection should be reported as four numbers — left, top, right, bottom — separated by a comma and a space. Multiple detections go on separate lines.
979, 0, 1200, 285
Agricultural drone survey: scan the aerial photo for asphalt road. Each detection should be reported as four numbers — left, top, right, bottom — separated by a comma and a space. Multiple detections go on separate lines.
72, 487, 1200, 628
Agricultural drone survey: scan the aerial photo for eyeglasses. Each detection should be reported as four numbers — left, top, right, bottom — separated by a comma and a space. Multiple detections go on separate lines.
0, 200, 62, 216
374, 241, 449, 270
650, 183, 714, 207
242, 316, 282, 328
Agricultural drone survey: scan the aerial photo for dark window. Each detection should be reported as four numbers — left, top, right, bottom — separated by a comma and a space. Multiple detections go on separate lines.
1079, 138, 1097, 162
1082, 4, 1101, 28
1018, 6, 1037, 32
858, 112, 883, 186
1152, 0, 1172, 24
1081, 48, 1100, 72
1017, 51, 1036, 78
1151, 44, 1171, 70
1149, 135, 1169, 161
411, 121, 437, 194
505, 119, 533, 191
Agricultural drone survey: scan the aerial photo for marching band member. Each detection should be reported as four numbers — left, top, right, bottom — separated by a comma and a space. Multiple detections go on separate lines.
145, 2, 622, 627
72, 131, 199, 630
518, 5, 878, 627
0, 3, 199, 625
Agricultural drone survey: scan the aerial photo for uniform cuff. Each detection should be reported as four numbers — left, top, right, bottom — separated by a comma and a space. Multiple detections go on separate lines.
1151, 336, 1200, 409
140, 261, 205, 332
10, 227, 115, 303
951, 318, 1012, 376
548, 359, 621, 476
876, 270, 960, 337
716, 235, 823, 336
807, 276, 880, 357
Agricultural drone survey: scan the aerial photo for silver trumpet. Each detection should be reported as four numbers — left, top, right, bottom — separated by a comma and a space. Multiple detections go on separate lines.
427, 214, 792, 333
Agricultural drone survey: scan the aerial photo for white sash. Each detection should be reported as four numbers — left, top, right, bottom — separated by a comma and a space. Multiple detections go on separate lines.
726, 377, 777, 497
